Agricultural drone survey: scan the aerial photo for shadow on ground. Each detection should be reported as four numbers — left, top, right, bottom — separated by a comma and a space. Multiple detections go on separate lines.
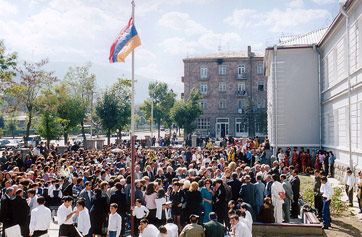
323, 219, 362, 237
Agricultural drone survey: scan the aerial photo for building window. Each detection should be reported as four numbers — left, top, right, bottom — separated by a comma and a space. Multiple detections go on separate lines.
257, 64, 264, 74
197, 118, 210, 130
257, 100, 264, 108
238, 100, 243, 109
219, 82, 226, 92
219, 99, 226, 109
219, 65, 226, 75
200, 99, 207, 110
235, 118, 248, 133
238, 65, 246, 74
237, 82, 246, 91
200, 83, 208, 94
200, 66, 208, 79
257, 81, 264, 91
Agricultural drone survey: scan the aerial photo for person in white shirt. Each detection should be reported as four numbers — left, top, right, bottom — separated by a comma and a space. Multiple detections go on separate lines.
27, 189, 38, 211
29, 196, 51, 237
57, 196, 77, 236
320, 177, 334, 229
344, 169, 355, 207
75, 199, 91, 236
164, 218, 179, 237
239, 204, 253, 231
139, 219, 160, 237
132, 199, 150, 235
271, 174, 285, 223
108, 203, 122, 237
230, 215, 251, 237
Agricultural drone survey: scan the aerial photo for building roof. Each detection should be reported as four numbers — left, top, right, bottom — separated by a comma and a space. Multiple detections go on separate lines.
184, 50, 264, 60
278, 27, 329, 46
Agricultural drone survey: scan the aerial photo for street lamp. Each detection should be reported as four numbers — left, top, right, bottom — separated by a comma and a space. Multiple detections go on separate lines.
150, 82, 158, 139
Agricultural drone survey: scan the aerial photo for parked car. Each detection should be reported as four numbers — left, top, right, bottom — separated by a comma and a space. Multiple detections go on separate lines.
0, 139, 11, 148
18, 135, 42, 147
72, 134, 91, 143
5, 139, 19, 148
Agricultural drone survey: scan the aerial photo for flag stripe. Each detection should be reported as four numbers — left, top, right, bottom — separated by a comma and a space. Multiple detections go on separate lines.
109, 18, 133, 63
116, 34, 141, 62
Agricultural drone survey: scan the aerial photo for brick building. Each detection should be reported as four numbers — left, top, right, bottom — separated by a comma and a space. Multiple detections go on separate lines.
182, 46, 267, 138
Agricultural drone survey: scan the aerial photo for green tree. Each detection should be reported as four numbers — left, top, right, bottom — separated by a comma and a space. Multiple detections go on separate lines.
56, 84, 87, 144
36, 89, 62, 146
64, 62, 96, 145
96, 89, 122, 145
171, 88, 202, 137
7, 59, 57, 143
140, 82, 176, 137
0, 40, 17, 104
111, 78, 131, 143
6, 114, 17, 138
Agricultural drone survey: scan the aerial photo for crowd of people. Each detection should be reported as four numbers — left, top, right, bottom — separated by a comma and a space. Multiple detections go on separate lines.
0, 135, 360, 236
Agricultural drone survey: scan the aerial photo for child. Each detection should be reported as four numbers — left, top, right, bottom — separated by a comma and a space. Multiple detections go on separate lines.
108, 203, 122, 237
132, 199, 149, 236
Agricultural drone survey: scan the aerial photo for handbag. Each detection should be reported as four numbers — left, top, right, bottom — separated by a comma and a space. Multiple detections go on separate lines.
279, 192, 286, 199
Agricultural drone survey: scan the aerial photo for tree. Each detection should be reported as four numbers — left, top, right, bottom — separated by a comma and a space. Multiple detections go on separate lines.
56, 84, 86, 144
0, 40, 17, 104
170, 88, 202, 137
64, 62, 96, 146
111, 78, 131, 143
96, 89, 122, 145
36, 89, 62, 146
6, 114, 17, 139
140, 82, 176, 137
7, 59, 57, 143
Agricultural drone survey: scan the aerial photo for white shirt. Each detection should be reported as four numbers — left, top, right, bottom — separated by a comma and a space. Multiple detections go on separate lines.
28, 196, 38, 211
271, 181, 285, 204
76, 208, 90, 235
108, 212, 122, 237
140, 224, 159, 237
132, 205, 149, 219
57, 204, 74, 225
234, 221, 252, 237
29, 205, 51, 235
344, 174, 355, 191
165, 223, 178, 237
321, 182, 334, 200
155, 197, 169, 220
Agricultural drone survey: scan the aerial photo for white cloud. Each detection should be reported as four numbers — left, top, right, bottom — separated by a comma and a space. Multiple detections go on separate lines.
198, 32, 242, 51
0, 0, 18, 16
312, 0, 336, 5
224, 9, 258, 28
224, 7, 331, 33
137, 49, 156, 60
288, 0, 304, 8
137, 63, 159, 75
160, 37, 198, 55
158, 11, 208, 35
261, 8, 331, 32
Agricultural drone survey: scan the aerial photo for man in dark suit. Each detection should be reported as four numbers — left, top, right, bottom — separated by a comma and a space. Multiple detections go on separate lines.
79, 181, 94, 210
204, 212, 224, 237
12, 189, 30, 237
110, 182, 127, 236
239, 175, 257, 210
227, 172, 242, 202
290, 170, 301, 218
143, 165, 155, 181
0, 187, 14, 233
213, 179, 227, 224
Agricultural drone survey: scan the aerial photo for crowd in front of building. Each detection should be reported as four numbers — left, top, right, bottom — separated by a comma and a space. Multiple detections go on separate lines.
0, 135, 361, 236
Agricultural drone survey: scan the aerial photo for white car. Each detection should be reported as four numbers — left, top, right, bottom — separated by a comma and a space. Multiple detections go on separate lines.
73, 134, 92, 143
5, 140, 20, 148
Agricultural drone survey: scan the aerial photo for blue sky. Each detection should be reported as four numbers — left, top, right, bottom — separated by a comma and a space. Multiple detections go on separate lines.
0, 0, 339, 91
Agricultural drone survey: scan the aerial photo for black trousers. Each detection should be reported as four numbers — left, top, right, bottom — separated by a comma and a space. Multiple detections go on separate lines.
314, 195, 323, 217
59, 224, 77, 237
291, 195, 299, 217
346, 187, 353, 205
33, 230, 48, 237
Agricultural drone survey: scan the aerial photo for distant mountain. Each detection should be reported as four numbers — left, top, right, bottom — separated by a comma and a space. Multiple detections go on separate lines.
44, 61, 183, 105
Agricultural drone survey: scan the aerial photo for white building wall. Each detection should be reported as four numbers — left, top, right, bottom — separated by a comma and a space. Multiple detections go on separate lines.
266, 48, 320, 148
320, 0, 362, 169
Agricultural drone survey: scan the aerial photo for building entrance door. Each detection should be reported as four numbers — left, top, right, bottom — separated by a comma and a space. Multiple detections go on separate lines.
216, 118, 229, 138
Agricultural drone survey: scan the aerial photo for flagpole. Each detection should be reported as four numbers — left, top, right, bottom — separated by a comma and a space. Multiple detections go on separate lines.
131, 0, 136, 236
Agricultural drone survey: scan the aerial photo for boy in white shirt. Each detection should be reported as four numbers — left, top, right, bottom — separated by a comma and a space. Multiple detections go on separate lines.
75, 199, 91, 236
132, 199, 149, 235
321, 177, 334, 229
108, 203, 122, 237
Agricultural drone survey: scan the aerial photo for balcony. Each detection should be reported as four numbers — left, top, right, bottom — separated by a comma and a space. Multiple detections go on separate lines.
198, 75, 209, 80
235, 72, 247, 79
199, 91, 208, 97
235, 90, 247, 97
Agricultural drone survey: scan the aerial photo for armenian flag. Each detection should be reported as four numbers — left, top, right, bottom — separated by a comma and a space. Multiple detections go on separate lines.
109, 18, 141, 63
